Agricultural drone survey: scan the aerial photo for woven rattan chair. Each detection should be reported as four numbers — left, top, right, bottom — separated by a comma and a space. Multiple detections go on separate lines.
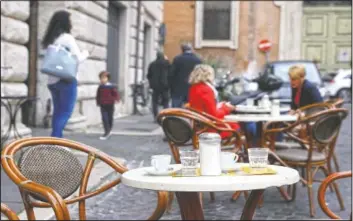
1, 203, 20, 220
1, 137, 168, 220
325, 98, 345, 108
318, 171, 352, 220
184, 103, 248, 150
263, 108, 348, 217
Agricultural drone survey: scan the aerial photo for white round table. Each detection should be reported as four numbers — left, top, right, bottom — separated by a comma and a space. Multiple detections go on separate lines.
224, 114, 297, 122
235, 105, 291, 114
122, 163, 300, 220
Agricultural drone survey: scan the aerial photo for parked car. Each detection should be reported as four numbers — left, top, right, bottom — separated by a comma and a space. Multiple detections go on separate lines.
325, 69, 351, 102
258, 60, 328, 104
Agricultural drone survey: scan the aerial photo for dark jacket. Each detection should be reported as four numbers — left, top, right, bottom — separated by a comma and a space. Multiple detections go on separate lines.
147, 55, 170, 91
291, 79, 323, 110
169, 52, 202, 97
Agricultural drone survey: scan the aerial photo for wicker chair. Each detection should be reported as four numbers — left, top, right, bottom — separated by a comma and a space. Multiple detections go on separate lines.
263, 108, 348, 217
318, 171, 352, 220
1, 203, 20, 220
1, 137, 168, 220
157, 108, 248, 210
183, 103, 248, 150
325, 98, 345, 108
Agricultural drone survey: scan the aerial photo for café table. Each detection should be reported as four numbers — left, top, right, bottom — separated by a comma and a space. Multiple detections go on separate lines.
235, 105, 291, 114
1, 96, 37, 148
122, 163, 300, 220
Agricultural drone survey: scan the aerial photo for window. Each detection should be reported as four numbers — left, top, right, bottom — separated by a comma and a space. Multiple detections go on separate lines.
195, 1, 239, 49
202, 1, 231, 40
303, 0, 351, 6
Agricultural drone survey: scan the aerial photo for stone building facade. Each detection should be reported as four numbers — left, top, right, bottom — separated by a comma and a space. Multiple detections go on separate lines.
163, 1, 302, 74
1, 1, 164, 138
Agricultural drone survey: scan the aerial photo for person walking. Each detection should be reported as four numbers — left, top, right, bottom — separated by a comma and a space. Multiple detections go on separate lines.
169, 43, 202, 108
96, 71, 120, 140
42, 10, 90, 138
147, 51, 170, 121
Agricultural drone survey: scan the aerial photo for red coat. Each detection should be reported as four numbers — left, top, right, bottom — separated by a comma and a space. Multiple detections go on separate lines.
188, 82, 240, 138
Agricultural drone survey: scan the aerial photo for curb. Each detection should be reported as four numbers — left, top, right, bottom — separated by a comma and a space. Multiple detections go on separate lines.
16, 156, 127, 220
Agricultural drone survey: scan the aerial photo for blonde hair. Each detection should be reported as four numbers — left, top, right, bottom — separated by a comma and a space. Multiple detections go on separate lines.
288, 65, 306, 80
189, 64, 215, 84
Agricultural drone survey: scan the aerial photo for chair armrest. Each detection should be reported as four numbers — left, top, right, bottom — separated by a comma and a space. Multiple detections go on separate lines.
1, 203, 19, 220
146, 191, 169, 220
318, 171, 352, 219
19, 181, 70, 220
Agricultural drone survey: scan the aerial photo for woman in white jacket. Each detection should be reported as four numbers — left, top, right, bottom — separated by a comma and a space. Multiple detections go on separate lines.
42, 10, 89, 138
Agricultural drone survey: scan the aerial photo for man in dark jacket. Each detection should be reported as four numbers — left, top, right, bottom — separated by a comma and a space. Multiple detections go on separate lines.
169, 43, 202, 107
147, 51, 170, 120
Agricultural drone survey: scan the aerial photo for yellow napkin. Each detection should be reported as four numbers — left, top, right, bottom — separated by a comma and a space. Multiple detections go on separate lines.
240, 166, 276, 175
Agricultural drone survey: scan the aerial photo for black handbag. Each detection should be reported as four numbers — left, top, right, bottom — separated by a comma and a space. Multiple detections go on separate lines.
256, 72, 283, 92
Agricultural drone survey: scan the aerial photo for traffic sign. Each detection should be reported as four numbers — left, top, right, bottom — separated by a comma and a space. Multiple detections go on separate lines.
258, 39, 272, 52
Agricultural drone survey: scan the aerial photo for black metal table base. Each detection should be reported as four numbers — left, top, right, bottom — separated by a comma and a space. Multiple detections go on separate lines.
1, 96, 37, 148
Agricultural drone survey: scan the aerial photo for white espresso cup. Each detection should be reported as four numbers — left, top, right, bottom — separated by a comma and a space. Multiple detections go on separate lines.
151, 155, 171, 172
220, 152, 239, 170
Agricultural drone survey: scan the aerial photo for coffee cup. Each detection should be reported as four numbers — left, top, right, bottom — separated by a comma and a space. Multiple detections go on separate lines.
220, 152, 239, 169
151, 155, 171, 172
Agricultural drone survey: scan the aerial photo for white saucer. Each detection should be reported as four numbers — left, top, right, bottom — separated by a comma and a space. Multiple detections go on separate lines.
221, 164, 241, 172
145, 166, 181, 176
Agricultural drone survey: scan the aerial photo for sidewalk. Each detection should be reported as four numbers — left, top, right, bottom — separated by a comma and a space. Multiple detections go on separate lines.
1, 113, 162, 220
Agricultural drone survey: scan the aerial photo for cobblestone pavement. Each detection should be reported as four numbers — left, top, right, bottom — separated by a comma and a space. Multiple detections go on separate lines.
64, 105, 352, 220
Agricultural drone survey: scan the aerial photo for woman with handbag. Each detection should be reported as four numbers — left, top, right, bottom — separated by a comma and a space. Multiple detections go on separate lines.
41, 10, 90, 138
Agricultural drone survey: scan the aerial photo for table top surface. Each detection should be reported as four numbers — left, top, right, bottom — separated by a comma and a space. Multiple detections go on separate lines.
122, 163, 300, 192
235, 105, 291, 113
224, 114, 298, 122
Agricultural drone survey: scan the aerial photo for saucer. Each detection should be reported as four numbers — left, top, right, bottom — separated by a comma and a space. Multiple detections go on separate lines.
221, 164, 241, 172
145, 167, 181, 176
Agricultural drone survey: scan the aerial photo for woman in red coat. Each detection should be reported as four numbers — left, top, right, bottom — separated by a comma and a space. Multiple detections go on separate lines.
188, 64, 240, 138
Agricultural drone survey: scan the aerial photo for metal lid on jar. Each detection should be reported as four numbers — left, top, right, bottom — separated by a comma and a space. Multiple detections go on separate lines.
198, 132, 221, 142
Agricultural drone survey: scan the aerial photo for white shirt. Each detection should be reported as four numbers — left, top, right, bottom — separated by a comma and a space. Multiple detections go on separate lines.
47, 33, 89, 85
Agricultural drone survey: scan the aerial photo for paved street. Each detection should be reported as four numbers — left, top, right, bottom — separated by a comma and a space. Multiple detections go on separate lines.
1, 105, 351, 220
62, 106, 351, 220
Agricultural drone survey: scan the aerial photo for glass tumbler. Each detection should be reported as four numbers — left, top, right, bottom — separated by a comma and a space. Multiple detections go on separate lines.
179, 150, 199, 169
248, 148, 269, 168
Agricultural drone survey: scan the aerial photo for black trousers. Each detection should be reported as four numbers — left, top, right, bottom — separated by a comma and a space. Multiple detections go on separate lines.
100, 104, 114, 134
152, 89, 169, 118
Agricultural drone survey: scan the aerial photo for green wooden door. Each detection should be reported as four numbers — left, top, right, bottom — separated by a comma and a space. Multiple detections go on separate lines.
302, 6, 351, 74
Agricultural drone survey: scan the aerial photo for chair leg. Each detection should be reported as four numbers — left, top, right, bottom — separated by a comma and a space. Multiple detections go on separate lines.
332, 153, 340, 172
301, 168, 306, 187
322, 167, 345, 210
209, 192, 215, 202
19, 189, 36, 220
231, 191, 241, 201
306, 167, 315, 217
320, 166, 334, 192
166, 192, 174, 213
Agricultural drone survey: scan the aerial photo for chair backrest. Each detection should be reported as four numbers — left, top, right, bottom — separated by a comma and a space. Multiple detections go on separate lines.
161, 116, 193, 145
18, 145, 84, 202
325, 98, 344, 108
318, 171, 352, 219
311, 111, 346, 145
298, 102, 332, 117
1, 203, 19, 220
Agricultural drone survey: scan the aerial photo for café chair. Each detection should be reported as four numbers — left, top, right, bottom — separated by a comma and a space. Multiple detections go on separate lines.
1, 203, 20, 220
318, 171, 352, 220
157, 108, 248, 211
263, 108, 348, 217
1, 137, 168, 220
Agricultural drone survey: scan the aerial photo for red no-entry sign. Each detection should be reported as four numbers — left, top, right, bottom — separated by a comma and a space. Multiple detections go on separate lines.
258, 39, 272, 53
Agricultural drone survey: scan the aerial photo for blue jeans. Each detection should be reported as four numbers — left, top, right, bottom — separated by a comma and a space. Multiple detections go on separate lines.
172, 95, 187, 108
244, 122, 257, 145
48, 79, 77, 138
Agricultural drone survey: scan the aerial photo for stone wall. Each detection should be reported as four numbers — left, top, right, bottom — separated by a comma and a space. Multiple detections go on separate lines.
1, 1, 32, 139
35, 1, 164, 130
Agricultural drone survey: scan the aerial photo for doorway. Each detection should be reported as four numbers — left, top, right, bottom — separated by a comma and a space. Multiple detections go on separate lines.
107, 2, 123, 85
